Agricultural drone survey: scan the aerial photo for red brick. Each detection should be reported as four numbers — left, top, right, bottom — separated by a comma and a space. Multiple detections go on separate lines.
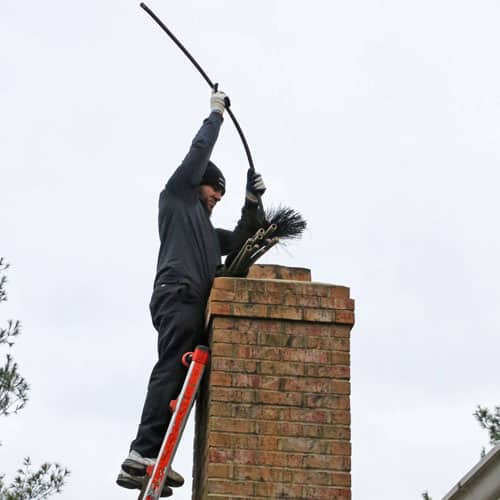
211, 357, 258, 373
248, 290, 284, 305
231, 302, 268, 318
335, 310, 355, 325
303, 307, 335, 322
283, 322, 336, 336
232, 373, 281, 391
327, 285, 350, 298
331, 410, 351, 425
211, 342, 233, 357
282, 377, 331, 394
319, 296, 355, 309
211, 317, 236, 329
282, 468, 338, 486
279, 436, 349, 454
266, 304, 303, 320
209, 403, 232, 417
207, 432, 232, 448
234, 345, 281, 361
211, 417, 256, 434
230, 434, 260, 449
232, 449, 258, 465
238, 318, 283, 333
258, 360, 305, 377
305, 394, 350, 410
307, 336, 351, 351
255, 435, 281, 451
233, 464, 284, 482
256, 420, 305, 437
210, 372, 231, 387
332, 325, 353, 337
264, 281, 305, 295
207, 463, 233, 479
306, 364, 350, 379
331, 380, 351, 395
336, 297, 355, 309
209, 301, 232, 315
295, 294, 322, 307
210, 387, 256, 403
247, 264, 311, 281
224, 433, 289, 452
304, 349, 330, 364
235, 279, 266, 293
208, 448, 234, 463
258, 332, 305, 348
231, 404, 259, 419
254, 482, 304, 498
207, 479, 254, 496
304, 454, 351, 471
331, 352, 350, 364
281, 349, 328, 364
256, 390, 303, 407
305, 283, 335, 297
304, 424, 351, 440
255, 451, 304, 468
212, 277, 236, 291
288, 408, 331, 424
303, 485, 352, 499
209, 288, 236, 302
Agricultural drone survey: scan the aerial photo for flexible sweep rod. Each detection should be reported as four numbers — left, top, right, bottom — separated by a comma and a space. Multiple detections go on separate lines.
140, 2, 308, 257
139, 3, 257, 176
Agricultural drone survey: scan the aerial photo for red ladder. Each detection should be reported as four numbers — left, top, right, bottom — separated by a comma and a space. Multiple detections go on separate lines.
139, 345, 210, 500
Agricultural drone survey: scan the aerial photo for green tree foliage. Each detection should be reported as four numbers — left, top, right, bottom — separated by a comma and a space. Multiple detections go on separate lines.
0, 258, 70, 499
421, 492, 432, 500
0, 258, 28, 417
474, 405, 500, 446
0, 459, 68, 500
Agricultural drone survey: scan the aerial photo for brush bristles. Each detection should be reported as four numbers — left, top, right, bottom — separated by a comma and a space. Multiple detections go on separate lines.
222, 205, 307, 277
265, 206, 307, 240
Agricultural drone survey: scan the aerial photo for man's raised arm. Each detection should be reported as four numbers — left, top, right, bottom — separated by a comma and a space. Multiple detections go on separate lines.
166, 91, 228, 193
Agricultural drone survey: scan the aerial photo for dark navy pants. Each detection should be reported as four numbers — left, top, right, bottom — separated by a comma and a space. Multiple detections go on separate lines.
130, 280, 207, 458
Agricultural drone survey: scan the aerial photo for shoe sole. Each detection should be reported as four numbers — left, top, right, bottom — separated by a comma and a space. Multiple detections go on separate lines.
121, 461, 184, 488
117, 473, 173, 497
116, 474, 142, 490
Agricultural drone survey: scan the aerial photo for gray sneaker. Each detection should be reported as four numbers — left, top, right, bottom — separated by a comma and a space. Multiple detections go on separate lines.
121, 450, 185, 488
116, 469, 173, 497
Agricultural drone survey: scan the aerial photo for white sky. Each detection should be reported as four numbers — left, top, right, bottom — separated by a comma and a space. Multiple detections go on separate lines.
1, 1, 499, 498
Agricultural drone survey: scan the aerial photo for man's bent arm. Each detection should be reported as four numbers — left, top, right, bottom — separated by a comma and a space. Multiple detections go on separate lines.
217, 200, 265, 256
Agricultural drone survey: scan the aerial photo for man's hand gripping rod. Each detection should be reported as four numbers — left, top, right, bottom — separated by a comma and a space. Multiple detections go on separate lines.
140, 2, 264, 212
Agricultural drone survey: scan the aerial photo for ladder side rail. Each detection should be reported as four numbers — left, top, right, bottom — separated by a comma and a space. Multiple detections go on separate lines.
143, 346, 210, 500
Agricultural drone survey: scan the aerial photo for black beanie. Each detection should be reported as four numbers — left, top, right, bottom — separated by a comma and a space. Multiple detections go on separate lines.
201, 161, 226, 195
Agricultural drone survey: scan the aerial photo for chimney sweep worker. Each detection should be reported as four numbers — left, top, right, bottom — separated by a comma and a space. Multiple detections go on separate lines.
117, 90, 266, 496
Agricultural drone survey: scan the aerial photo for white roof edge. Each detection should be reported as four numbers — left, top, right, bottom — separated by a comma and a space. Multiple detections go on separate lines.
442, 442, 500, 500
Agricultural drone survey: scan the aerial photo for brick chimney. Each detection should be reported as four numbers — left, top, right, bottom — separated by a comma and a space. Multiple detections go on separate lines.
192, 265, 354, 499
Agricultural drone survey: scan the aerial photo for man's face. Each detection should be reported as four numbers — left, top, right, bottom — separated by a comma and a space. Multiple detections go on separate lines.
198, 184, 223, 215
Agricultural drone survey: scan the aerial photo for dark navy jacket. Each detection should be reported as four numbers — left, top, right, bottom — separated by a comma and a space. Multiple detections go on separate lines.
154, 111, 261, 299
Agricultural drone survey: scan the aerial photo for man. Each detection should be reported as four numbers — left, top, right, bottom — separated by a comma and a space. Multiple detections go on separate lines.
117, 90, 266, 496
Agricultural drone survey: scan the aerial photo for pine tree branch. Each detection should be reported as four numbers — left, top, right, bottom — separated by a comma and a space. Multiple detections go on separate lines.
474, 405, 500, 445
0, 353, 30, 416
0, 457, 70, 499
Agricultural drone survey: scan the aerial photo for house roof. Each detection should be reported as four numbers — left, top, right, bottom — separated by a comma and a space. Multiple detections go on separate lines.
442, 442, 500, 500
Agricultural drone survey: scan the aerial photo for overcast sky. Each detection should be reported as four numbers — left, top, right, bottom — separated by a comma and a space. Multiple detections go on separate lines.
1, 1, 500, 499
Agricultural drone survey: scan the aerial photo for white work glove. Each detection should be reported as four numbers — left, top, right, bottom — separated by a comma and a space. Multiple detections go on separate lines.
210, 90, 230, 115
246, 169, 266, 204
